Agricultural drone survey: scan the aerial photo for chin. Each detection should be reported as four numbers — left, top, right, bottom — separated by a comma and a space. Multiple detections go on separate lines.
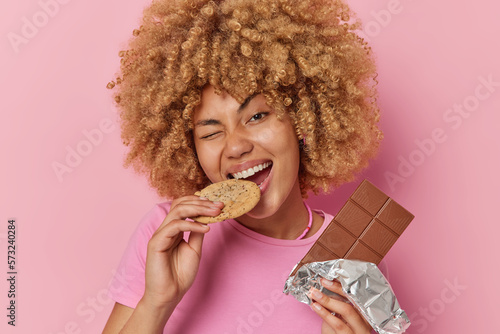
243, 198, 279, 220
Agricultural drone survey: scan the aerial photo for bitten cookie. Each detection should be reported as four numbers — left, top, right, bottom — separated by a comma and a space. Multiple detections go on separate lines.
193, 179, 261, 223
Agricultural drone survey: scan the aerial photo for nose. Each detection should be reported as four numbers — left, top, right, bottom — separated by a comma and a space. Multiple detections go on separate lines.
223, 130, 253, 159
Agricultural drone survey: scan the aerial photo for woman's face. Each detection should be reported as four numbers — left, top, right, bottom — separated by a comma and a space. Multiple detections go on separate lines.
193, 85, 301, 219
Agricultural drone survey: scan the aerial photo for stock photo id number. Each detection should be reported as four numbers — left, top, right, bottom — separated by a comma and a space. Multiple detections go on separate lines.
6, 219, 17, 326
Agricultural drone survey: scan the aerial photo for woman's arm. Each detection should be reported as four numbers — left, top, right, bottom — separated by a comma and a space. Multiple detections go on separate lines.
102, 300, 176, 334
102, 303, 133, 333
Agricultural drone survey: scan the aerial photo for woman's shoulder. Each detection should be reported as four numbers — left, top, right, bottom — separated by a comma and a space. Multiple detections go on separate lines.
132, 201, 173, 237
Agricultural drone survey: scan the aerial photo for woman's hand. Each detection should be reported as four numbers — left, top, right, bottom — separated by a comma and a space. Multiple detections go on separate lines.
142, 196, 224, 309
309, 278, 373, 334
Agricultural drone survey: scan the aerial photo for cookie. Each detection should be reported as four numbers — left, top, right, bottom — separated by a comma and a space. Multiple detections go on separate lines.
193, 179, 261, 223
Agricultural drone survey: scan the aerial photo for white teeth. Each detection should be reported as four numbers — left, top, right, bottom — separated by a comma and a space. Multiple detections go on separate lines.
231, 162, 271, 180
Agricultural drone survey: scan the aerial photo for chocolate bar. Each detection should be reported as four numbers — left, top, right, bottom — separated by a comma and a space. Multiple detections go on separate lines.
292, 180, 413, 275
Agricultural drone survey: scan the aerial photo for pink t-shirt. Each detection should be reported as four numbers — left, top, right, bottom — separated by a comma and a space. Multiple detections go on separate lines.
109, 202, 334, 333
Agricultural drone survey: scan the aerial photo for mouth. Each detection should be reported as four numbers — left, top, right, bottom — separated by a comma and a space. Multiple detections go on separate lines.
227, 162, 272, 189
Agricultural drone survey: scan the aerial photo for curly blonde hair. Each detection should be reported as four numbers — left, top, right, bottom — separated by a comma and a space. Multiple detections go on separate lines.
108, 0, 382, 199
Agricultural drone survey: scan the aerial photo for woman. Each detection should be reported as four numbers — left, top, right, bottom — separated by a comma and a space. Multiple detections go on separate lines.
104, 0, 382, 332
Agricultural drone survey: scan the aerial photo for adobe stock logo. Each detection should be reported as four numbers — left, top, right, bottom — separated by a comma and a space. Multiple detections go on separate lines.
7, 0, 73, 54
47, 268, 135, 334
385, 74, 499, 191
357, 0, 403, 41
410, 277, 467, 333
52, 118, 115, 182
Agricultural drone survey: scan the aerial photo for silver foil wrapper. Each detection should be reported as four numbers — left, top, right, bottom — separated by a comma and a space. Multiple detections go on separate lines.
283, 259, 410, 334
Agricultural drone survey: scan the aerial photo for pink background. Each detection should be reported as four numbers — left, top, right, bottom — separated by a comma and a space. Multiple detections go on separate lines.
1, 0, 498, 333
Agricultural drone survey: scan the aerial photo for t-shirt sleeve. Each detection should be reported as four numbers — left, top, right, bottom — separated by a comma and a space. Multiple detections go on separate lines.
108, 203, 170, 309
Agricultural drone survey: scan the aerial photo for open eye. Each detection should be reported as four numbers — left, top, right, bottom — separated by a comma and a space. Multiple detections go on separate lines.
249, 112, 269, 122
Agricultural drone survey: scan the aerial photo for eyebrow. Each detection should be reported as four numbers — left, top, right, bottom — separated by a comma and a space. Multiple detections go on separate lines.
237, 94, 257, 113
194, 94, 257, 127
195, 119, 220, 127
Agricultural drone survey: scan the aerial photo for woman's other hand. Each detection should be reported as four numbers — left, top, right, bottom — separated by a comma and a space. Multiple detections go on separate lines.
309, 278, 373, 334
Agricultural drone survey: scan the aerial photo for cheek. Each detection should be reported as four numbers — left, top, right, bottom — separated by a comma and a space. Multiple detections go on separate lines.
194, 143, 220, 178
255, 120, 297, 146
255, 128, 274, 142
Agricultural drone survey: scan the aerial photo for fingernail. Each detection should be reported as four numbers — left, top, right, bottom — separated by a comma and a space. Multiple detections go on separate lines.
199, 197, 208, 200
213, 201, 224, 205
312, 302, 321, 311
310, 288, 323, 300
321, 278, 333, 286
